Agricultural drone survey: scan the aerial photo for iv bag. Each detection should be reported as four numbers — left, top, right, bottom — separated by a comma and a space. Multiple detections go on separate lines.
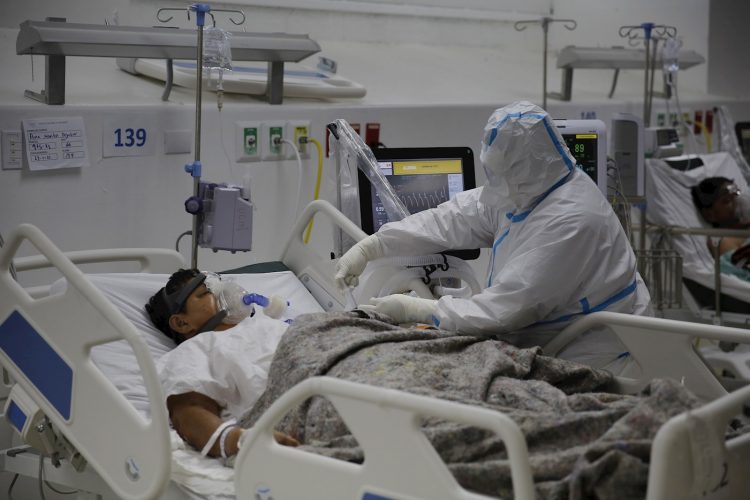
661, 37, 682, 74
203, 27, 232, 71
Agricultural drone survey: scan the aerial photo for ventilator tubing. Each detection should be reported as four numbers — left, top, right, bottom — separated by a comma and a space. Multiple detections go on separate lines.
242, 293, 287, 319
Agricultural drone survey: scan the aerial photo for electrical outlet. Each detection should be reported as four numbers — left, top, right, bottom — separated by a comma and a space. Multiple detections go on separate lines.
1, 130, 22, 170
261, 122, 285, 160
235, 121, 260, 162
285, 120, 311, 159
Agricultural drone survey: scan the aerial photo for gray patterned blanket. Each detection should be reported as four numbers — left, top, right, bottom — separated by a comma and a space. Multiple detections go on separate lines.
238, 311, 702, 499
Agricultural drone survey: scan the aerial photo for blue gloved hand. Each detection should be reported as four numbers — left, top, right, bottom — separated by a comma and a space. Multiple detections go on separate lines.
360, 294, 437, 324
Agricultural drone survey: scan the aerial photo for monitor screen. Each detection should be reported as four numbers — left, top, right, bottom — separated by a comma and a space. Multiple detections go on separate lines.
554, 119, 607, 194
562, 133, 597, 179
359, 147, 478, 259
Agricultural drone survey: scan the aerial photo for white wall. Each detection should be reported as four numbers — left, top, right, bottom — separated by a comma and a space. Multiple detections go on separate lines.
1, 0, 749, 279
708, 0, 750, 98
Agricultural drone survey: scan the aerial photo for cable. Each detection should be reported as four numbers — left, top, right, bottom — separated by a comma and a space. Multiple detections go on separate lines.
7, 473, 19, 500
281, 138, 304, 224
218, 108, 237, 183
175, 230, 192, 253
669, 75, 700, 157
38, 454, 78, 496
606, 156, 633, 242
304, 138, 324, 244
38, 454, 46, 500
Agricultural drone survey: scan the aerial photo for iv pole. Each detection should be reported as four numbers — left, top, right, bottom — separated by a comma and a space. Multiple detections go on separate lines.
157, 3, 245, 269
618, 23, 677, 128
514, 17, 577, 110
617, 23, 678, 283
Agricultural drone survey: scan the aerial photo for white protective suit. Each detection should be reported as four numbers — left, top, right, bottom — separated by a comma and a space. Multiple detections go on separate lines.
354, 101, 652, 371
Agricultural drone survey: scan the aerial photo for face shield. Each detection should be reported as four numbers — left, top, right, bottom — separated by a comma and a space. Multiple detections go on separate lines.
479, 101, 574, 209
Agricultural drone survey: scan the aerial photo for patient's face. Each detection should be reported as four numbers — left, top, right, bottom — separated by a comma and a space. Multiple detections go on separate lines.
170, 284, 223, 338
704, 182, 739, 226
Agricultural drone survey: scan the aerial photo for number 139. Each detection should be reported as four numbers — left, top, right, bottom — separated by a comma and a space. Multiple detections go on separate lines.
114, 128, 147, 147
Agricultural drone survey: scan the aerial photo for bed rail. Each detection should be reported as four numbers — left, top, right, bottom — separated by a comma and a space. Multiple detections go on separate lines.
235, 376, 535, 500
544, 311, 750, 401
12, 247, 185, 299
281, 200, 434, 310
648, 382, 750, 499
13, 247, 185, 274
0, 224, 171, 500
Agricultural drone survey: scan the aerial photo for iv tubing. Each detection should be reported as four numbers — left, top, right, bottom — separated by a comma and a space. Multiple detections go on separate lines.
304, 138, 324, 244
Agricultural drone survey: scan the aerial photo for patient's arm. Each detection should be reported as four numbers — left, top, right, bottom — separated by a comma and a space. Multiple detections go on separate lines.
707, 236, 745, 256
167, 392, 244, 457
167, 392, 298, 458
731, 243, 750, 266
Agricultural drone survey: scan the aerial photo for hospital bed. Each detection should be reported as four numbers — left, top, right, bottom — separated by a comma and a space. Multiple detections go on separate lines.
645, 151, 750, 381
1, 200, 750, 499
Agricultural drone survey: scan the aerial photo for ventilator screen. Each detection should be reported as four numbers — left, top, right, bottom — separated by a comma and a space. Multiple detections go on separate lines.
360, 146, 478, 260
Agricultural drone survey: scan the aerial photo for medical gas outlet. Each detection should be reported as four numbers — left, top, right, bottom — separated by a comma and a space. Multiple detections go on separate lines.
261, 121, 285, 160
286, 120, 311, 159
235, 121, 260, 162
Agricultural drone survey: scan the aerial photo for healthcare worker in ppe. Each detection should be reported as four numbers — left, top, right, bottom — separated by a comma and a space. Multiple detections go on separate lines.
335, 101, 652, 373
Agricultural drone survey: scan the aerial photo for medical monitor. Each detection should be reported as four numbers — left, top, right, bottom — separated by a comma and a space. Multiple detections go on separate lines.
359, 146, 479, 260
553, 119, 608, 195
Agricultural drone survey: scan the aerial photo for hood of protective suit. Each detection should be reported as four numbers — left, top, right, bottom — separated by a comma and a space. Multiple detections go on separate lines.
479, 101, 576, 209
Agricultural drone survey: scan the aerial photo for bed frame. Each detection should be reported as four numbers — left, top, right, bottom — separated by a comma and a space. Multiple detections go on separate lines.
1, 201, 749, 499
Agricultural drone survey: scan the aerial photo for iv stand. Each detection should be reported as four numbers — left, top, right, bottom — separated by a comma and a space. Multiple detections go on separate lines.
514, 17, 577, 110
617, 23, 677, 278
618, 23, 677, 127
157, 4, 245, 269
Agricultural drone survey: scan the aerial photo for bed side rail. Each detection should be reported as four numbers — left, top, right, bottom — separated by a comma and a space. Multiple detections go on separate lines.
0, 224, 171, 500
280, 200, 435, 310
280, 200, 365, 310
647, 383, 750, 499
236, 376, 535, 500
544, 311, 750, 401
13, 247, 185, 274
13, 247, 185, 298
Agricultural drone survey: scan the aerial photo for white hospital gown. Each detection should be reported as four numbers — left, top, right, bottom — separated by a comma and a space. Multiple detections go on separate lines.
156, 314, 288, 418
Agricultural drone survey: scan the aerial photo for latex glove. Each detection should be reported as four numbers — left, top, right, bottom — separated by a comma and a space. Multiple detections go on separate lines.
361, 294, 437, 324
334, 234, 385, 289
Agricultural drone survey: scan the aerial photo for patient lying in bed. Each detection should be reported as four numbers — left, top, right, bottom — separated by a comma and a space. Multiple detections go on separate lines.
692, 176, 750, 280
145, 269, 298, 463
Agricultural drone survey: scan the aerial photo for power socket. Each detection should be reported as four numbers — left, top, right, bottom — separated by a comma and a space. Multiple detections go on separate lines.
1, 130, 22, 170
285, 120, 311, 159
235, 121, 260, 162
261, 121, 285, 161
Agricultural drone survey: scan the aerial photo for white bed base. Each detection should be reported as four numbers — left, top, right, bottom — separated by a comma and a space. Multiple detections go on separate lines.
0, 207, 749, 499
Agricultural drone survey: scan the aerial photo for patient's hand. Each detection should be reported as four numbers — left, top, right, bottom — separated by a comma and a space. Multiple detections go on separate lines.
731, 244, 750, 267
273, 430, 299, 447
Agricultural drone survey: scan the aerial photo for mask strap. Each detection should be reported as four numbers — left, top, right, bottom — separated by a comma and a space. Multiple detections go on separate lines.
195, 310, 228, 335
163, 273, 207, 315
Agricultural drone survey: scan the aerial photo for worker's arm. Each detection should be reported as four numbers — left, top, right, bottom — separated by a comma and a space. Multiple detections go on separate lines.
167, 391, 297, 458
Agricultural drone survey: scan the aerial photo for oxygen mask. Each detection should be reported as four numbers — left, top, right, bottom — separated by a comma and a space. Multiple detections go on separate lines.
203, 273, 288, 323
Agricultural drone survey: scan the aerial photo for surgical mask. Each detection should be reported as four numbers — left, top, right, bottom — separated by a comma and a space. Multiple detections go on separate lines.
204, 273, 288, 323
